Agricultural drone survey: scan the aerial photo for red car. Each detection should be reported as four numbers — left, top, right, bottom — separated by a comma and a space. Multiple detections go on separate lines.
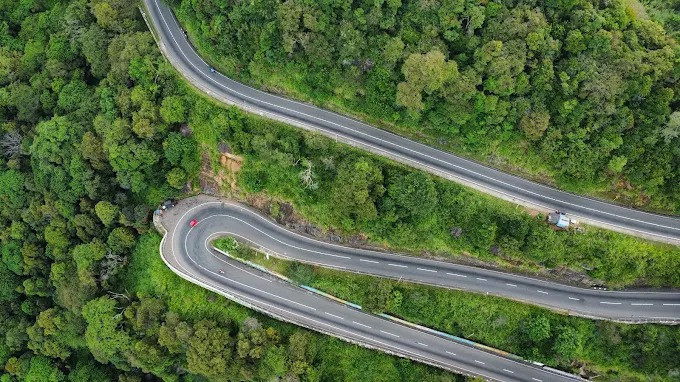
189, 219, 198, 227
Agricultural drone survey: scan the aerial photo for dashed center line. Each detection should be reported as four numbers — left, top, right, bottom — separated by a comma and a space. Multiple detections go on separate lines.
324, 312, 344, 320
446, 273, 467, 278
568, 297, 580, 301
600, 302, 622, 305
417, 267, 437, 273
352, 321, 372, 329
359, 259, 379, 264
505, 283, 517, 287
537, 290, 549, 295
476, 278, 487, 281
417, 342, 429, 347
445, 351, 456, 356
631, 303, 653, 306
532, 378, 543, 382
663, 303, 680, 306
474, 360, 485, 365
380, 330, 400, 338
503, 369, 514, 374
388, 264, 408, 268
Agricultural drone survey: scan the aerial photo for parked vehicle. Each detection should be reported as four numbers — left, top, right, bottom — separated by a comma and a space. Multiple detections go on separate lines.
160, 199, 177, 210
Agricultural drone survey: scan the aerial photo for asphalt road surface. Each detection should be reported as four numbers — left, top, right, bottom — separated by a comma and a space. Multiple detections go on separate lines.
143, 0, 680, 244
160, 195, 588, 382
164, 197, 680, 324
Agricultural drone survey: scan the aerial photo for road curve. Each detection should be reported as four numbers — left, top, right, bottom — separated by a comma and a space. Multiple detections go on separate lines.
141, 0, 680, 244
165, 196, 680, 323
159, 195, 587, 382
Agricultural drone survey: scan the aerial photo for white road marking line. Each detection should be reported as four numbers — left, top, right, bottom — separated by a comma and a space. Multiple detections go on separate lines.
388, 264, 408, 268
505, 283, 517, 287
663, 303, 680, 306
600, 302, 622, 305
380, 330, 400, 338
417, 267, 437, 273
324, 312, 344, 320
631, 303, 653, 306
537, 290, 549, 295
503, 369, 514, 374
532, 378, 543, 382
568, 297, 580, 301
209, 247, 273, 283
446, 273, 467, 277
352, 321, 372, 329
359, 259, 379, 264
476, 277, 487, 281
445, 351, 456, 356
417, 342, 429, 347
474, 360, 485, 365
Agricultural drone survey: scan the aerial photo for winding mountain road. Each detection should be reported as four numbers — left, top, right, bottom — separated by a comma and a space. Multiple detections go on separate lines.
142, 0, 680, 244
160, 195, 590, 382
158, 195, 680, 379
163, 197, 680, 324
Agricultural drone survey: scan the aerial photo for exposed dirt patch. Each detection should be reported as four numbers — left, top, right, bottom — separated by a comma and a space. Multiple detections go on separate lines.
199, 151, 220, 195
199, 147, 244, 195
220, 153, 243, 190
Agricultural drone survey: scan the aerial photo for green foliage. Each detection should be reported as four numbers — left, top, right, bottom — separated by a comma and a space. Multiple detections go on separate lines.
0, 261, 20, 302
94, 201, 119, 227
159, 95, 187, 124
165, 167, 186, 190
23, 355, 65, 382
214, 237, 239, 253
27, 308, 85, 360
176, 0, 680, 212
81, 297, 129, 365
185, 320, 233, 379
107, 227, 135, 255
525, 315, 551, 343
331, 157, 385, 227
0, 170, 26, 211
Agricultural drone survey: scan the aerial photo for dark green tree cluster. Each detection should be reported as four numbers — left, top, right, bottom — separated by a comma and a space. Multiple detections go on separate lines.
0, 0, 199, 379
174, 0, 680, 211
0, 1, 463, 381
642, 0, 680, 39
78, 295, 301, 381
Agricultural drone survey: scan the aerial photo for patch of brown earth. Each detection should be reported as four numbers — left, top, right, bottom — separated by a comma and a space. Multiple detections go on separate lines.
198, 147, 244, 195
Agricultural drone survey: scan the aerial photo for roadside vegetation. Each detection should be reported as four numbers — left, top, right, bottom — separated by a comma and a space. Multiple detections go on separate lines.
217, 241, 680, 381
170, 0, 680, 213
0, 0, 678, 381
122, 233, 461, 382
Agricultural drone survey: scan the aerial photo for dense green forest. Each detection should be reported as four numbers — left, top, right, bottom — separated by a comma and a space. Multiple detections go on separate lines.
641, 0, 680, 39
171, 0, 680, 212
0, 1, 456, 381
1, 0, 679, 381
